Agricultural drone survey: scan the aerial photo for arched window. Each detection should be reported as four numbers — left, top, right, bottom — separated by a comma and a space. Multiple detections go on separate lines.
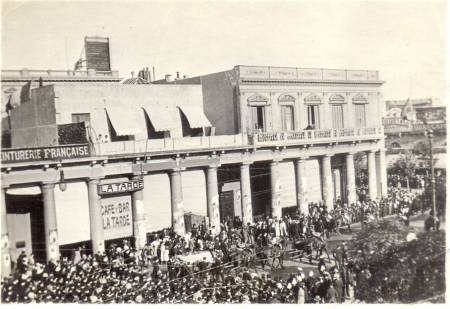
304, 93, 322, 104
248, 93, 269, 104
353, 94, 368, 127
352, 94, 368, 104
278, 94, 296, 103
329, 94, 346, 103
279, 94, 295, 131
304, 93, 321, 129
391, 142, 401, 148
247, 93, 269, 132
329, 94, 346, 128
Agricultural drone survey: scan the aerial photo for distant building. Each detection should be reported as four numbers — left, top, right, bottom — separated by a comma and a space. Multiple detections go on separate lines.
1, 36, 121, 117
383, 98, 446, 136
384, 98, 440, 122
382, 98, 446, 155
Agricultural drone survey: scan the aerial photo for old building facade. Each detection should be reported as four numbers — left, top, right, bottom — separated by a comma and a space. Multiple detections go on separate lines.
1, 65, 387, 277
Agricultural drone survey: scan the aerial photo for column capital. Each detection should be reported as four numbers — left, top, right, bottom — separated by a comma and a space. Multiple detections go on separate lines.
367, 149, 377, 154
171, 167, 186, 174
270, 160, 281, 166
346, 151, 357, 156
207, 164, 220, 170
241, 161, 253, 167
132, 171, 147, 177
87, 177, 102, 184
41, 182, 56, 188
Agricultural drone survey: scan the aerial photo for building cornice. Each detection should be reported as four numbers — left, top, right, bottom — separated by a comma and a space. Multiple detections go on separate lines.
240, 78, 384, 86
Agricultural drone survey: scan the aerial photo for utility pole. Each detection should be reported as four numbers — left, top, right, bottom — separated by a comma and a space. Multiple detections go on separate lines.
426, 129, 437, 229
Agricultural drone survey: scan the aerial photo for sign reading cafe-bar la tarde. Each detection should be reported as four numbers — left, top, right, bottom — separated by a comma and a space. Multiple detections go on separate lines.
1, 144, 90, 163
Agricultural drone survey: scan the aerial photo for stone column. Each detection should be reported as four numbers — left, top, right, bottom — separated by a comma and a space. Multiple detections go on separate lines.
87, 178, 105, 254
321, 155, 334, 210
42, 183, 60, 261
170, 170, 185, 235
1, 188, 11, 277
377, 149, 388, 197
270, 161, 282, 219
240, 163, 253, 225
206, 165, 221, 235
346, 153, 357, 205
131, 175, 146, 249
367, 150, 378, 200
295, 158, 308, 214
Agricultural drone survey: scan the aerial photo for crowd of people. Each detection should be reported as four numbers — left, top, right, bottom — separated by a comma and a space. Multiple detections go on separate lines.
1, 239, 360, 303
0, 186, 434, 304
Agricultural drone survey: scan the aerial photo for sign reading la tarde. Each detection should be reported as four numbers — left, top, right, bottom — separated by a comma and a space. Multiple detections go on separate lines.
98, 179, 144, 195
1, 144, 91, 163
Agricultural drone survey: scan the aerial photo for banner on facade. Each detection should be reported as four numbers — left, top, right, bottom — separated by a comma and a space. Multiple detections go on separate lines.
1, 144, 90, 163
98, 179, 144, 196
101, 195, 133, 240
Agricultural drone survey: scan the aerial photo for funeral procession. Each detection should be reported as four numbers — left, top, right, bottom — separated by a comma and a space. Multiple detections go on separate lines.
0, 0, 447, 304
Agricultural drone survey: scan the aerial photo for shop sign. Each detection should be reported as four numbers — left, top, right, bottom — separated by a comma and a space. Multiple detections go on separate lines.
101, 195, 133, 240
98, 179, 144, 195
1, 144, 90, 163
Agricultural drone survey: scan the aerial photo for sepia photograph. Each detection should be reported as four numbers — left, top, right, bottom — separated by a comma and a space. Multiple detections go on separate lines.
0, 0, 447, 304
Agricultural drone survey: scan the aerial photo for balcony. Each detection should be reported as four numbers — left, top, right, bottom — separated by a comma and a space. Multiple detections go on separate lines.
92, 134, 248, 156
249, 127, 383, 146
91, 127, 383, 156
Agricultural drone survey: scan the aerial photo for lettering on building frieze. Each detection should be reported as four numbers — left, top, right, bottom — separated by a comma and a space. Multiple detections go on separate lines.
1, 144, 90, 163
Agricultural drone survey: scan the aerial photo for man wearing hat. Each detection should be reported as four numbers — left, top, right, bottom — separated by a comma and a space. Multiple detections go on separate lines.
333, 273, 344, 303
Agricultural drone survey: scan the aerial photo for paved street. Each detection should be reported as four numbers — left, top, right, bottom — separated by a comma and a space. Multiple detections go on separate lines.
261, 213, 445, 280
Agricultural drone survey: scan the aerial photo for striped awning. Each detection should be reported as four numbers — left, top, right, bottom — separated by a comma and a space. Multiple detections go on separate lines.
178, 105, 211, 129
142, 106, 177, 132
105, 107, 145, 136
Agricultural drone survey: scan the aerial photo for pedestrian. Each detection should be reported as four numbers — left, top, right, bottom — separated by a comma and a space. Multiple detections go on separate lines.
297, 282, 306, 304
326, 283, 339, 303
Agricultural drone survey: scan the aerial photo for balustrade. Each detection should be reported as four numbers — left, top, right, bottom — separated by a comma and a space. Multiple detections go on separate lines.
90, 127, 382, 156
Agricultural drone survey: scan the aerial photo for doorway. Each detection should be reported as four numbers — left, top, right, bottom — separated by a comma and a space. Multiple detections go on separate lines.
5, 194, 46, 264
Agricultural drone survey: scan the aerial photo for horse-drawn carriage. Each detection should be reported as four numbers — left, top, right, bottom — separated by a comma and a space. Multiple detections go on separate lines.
290, 233, 330, 263
218, 238, 288, 272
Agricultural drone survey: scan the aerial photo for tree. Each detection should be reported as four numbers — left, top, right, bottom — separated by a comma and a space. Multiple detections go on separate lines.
412, 141, 430, 159
348, 220, 445, 303
389, 150, 418, 190
354, 152, 367, 187
421, 174, 446, 217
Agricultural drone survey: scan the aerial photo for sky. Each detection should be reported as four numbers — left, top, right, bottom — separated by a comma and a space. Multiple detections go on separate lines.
1, 0, 447, 102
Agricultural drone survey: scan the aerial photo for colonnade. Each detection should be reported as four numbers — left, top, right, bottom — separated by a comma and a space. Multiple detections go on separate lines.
1, 148, 387, 276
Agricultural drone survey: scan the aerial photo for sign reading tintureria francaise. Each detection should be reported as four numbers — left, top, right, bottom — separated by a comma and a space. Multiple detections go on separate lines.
98, 179, 144, 195
1, 144, 90, 163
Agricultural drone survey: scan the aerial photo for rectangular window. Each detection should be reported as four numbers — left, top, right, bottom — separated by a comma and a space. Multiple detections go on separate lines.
354, 104, 366, 127
71, 113, 91, 126
307, 105, 320, 129
250, 106, 266, 132
281, 105, 294, 131
331, 104, 344, 128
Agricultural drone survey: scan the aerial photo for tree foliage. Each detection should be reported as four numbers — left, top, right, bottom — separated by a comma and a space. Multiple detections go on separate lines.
421, 175, 447, 217
348, 220, 445, 303
389, 150, 418, 179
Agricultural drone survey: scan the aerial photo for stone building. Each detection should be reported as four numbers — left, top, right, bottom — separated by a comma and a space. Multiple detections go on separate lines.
1, 65, 387, 277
